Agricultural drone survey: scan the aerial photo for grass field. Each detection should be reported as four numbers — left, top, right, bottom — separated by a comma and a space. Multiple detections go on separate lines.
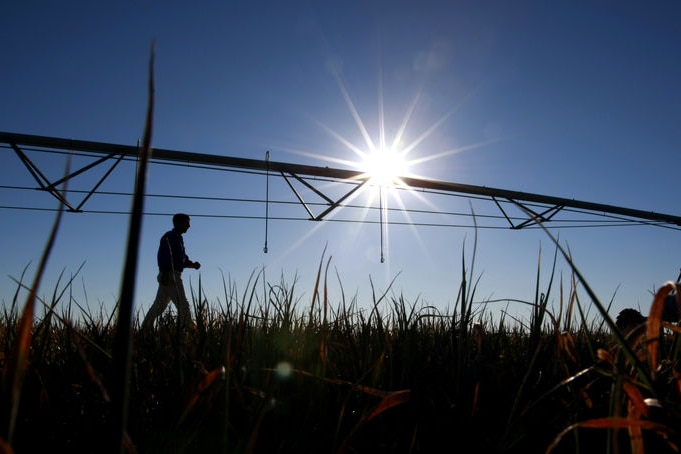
1, 260, 680, 453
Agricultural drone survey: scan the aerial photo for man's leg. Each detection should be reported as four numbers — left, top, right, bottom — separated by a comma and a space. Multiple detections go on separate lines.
169, 271, 192, 329
142, 277, 171, 330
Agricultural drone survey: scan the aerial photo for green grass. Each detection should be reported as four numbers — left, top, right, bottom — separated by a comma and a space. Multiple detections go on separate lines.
2, 250, 681, 453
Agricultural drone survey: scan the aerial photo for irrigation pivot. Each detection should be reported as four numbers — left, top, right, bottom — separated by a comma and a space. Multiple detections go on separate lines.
1, 130, 681, 229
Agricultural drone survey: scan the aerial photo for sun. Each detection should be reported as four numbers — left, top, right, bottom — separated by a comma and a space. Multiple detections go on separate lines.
278, 60, 476, 263
363, 146, 408, 187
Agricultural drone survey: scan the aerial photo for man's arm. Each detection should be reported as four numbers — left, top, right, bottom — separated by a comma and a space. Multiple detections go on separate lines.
186, 259, 201, 270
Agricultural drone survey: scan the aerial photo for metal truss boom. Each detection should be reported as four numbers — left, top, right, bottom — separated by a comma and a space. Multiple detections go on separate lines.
1, 131, 680, 228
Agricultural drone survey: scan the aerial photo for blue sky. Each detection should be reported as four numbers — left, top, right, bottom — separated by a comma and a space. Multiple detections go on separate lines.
1, 1, 680, 326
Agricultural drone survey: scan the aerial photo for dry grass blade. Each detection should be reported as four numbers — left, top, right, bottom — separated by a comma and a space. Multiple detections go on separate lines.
627, 398, 644, 454
622, 380, 648, 419
360, 389, 410, 423
339, 390, 411, 453
176, 366, 226, 428
545, 417, 676, 454
1, 160, 66, 445
646, 281, 676, 375
160, 366, 227, 453
3, 302, 35, 443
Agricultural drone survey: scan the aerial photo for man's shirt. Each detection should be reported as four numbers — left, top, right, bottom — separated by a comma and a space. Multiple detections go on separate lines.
157, 228, 189, 272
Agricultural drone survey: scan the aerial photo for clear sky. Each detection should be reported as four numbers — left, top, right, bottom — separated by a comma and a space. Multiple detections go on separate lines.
2, 1, 680, 327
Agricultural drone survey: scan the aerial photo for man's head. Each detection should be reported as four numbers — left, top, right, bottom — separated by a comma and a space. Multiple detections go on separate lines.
172, 213, 191, 233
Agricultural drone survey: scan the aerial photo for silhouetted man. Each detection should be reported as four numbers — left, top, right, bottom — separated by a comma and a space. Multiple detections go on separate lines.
141, 213, 201, 330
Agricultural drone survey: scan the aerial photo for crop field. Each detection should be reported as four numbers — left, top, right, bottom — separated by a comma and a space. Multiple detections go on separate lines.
1, 249, 680, 454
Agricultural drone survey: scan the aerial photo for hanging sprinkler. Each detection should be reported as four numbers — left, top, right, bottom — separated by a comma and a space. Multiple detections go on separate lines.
379, 184, 385, 263
263, 150, 270, 253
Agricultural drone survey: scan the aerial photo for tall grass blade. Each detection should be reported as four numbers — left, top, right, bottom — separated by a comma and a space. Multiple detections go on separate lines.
520, 206, 655, 392
2, 220, 61, 444
111, 42, 155, 453
1, 161, 66, 445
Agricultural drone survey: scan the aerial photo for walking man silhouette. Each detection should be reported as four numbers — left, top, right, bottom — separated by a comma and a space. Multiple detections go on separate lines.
142, 213, 201, 330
